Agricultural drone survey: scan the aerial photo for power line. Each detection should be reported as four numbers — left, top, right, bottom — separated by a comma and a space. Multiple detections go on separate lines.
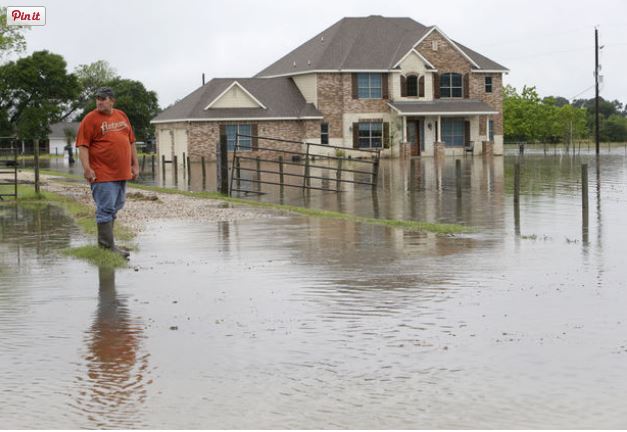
473, 25, 591, 49
500, 46, 591, 61
570, 85, 595, 100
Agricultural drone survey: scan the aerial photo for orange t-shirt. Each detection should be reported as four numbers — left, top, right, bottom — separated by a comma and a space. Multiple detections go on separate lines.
75, 109, 136, 182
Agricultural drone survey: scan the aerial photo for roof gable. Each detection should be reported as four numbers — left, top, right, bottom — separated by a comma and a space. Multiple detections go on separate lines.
206, 81, 267, 109
256, 17, 507, 77
414, 26, 480, 69
152, 77, 322, 123
394, 48, 436, 70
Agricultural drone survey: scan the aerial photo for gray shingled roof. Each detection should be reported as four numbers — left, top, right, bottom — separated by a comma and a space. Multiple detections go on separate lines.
152, 77, 322, 122
389, 100, 499, 115
48, 122, 79, 138
256, 16, 507, 77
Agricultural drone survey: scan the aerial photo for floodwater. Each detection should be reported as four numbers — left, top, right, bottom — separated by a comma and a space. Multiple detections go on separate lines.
2, 150, 627, 428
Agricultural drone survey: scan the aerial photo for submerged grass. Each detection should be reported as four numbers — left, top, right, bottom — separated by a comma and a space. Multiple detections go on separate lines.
129, 184, 471, 234
34, 168, 471, 234
62, 245, 128, 268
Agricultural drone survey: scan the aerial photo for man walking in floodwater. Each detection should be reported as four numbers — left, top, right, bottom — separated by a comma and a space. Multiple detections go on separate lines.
76, 87, 139, 259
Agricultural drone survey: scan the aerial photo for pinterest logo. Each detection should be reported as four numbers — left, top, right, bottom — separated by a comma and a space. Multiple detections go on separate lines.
7, 6, 46, 26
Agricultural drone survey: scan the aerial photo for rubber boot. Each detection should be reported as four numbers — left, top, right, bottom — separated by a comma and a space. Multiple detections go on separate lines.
97, 221, 130, 259
111, 219, 130, 253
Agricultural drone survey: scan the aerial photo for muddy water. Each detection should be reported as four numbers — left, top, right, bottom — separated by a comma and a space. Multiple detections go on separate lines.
2, 153, 627, 428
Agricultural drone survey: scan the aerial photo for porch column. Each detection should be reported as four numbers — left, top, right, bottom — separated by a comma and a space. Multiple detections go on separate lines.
402, 116, 407, 142
437, 115, 442, 142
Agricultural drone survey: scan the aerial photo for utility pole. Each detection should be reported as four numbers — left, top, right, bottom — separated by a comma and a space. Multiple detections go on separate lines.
595, 27, 600, 155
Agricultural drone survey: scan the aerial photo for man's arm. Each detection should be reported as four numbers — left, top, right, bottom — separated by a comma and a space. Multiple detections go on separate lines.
78, 146, 96, 183
130, 142, 139, 180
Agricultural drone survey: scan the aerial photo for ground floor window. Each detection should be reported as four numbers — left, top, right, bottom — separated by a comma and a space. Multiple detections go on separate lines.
226, 124, 252, 151
441, 118, 465, 147
321, 123, 329, 145
358, 122, 383, 148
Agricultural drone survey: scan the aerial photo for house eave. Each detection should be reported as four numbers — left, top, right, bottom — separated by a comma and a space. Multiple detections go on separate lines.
259, 69, 402, 79
151, 116, 324, 124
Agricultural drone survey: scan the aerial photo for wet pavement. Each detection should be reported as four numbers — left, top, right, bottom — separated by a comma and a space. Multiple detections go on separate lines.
1, 151, 627, 428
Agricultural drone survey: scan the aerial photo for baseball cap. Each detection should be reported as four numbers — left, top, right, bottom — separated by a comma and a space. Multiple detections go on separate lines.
95, 87, 115, 99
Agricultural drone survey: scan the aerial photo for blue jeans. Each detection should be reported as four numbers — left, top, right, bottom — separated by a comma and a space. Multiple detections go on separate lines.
90, 181, 126, 224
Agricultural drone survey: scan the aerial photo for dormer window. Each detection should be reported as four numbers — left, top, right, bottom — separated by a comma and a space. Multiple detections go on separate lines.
440, 73, 463, 98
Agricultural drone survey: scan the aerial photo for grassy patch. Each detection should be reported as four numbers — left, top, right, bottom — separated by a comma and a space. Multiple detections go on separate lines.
13, 154, 65, 162
63, 245, 128, 268
31, 169, 471, 234
129, 184, 470, 234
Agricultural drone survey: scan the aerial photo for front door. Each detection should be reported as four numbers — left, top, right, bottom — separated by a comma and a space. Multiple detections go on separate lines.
407, 120, 421, 156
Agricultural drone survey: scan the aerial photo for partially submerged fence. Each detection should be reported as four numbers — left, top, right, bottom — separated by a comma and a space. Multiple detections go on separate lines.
228, 134, 381, 196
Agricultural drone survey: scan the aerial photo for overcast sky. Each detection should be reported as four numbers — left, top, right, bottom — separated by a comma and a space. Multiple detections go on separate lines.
6, 0, 627, 109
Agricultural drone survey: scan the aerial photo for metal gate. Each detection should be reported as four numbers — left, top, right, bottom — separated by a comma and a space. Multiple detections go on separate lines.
0, 139, 18, 200
228, 134, 380, 196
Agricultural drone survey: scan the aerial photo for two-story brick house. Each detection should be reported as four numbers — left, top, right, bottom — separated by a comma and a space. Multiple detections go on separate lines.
152, 16, 508, 160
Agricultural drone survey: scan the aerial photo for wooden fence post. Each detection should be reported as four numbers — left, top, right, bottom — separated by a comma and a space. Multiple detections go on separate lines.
278, 156, 284, 188
217, 132, 228, 194
456, 159, 462, 198
336, 157, 343, 191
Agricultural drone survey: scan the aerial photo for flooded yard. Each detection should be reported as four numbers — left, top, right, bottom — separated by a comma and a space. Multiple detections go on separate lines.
1, 150, 627, 428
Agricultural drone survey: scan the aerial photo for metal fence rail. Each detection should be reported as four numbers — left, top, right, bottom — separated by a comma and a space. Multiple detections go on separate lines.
229, 134, 380, 196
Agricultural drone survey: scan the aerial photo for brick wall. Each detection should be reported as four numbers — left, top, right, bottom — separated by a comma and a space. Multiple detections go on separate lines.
317, 73, 345, 139
470, 73, 503, 135
317, 73, 392, 141
417, 31, 473, 76
417, 30, 503, 135
174, 120, 318, 161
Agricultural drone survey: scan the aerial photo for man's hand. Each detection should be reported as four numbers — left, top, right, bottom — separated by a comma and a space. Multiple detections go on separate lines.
83, 167, 96, 183
131, 163, 140, 180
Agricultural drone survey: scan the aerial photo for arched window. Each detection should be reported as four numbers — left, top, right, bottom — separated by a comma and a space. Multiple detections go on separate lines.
440, 73, 463, 98
406, 75, 418, 97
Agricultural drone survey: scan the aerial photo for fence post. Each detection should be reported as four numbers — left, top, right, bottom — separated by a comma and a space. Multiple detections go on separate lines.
161, 154, 166, 181
217, 131, 229, 194
278, 156, 284, 188
371, 151, 380, 189
141, 154, 146, 173
151, 154, 155, 175
336, 157, 343, 191
182, 151, 186, 173
201, 156, 206, 188
303, 143, 310, 189
582, 163, 589, 220
514, 160, 520, 204
34, 139, 40, 194
235, 156, 241, 189
186, 156, 190, 184
255, 156, 261, 192
173, 155, 178, 182
456, 159, 462, 198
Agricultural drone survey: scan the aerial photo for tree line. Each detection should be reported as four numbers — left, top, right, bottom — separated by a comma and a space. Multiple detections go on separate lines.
1, 8, 159, 143
504, 85, 627, 143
